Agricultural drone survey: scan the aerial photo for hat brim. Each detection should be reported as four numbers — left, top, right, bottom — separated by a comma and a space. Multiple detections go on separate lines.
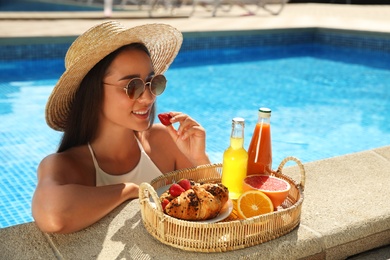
45, 21, 183, 131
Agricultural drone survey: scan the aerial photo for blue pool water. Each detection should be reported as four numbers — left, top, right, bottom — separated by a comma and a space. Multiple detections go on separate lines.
1, 43, 390, 228
0, 0, 102, 11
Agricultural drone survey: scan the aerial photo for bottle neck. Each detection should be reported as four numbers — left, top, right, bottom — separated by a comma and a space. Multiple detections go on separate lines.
230, 137, 244, 149
231, 123, 244, 138
258, 115, 271, 125
231, 122, 245, 148
257, 108, 271, 125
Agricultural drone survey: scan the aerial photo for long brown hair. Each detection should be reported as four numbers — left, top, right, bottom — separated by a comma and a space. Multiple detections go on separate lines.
57, 43, 155, 152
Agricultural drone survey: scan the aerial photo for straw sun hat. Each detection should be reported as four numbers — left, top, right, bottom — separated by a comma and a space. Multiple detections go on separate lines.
45, 21, 183, 131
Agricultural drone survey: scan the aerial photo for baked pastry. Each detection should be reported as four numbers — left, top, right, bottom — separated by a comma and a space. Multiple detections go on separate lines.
160, 180, 229, 221
198, 183, 229, 206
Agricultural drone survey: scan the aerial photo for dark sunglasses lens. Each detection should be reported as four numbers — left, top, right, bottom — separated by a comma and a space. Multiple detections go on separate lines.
127, 79, 144, 99
150, 75, 167, 96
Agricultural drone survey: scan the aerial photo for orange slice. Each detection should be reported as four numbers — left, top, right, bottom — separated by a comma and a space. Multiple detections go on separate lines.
237, 190, 274, 219
243, 174, 291, 209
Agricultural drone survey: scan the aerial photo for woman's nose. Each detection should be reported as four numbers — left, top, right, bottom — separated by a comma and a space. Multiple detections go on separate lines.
137, 84, 155, 103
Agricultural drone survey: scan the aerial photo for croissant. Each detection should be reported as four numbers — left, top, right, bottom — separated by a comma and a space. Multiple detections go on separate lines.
162, 182, 229, 221
198, 183, 229, 206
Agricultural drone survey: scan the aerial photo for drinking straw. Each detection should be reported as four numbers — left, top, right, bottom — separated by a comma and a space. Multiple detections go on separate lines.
254, 121, 263, 163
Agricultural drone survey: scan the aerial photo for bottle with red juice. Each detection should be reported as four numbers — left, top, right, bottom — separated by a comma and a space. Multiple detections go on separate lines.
247, 107, 272, 175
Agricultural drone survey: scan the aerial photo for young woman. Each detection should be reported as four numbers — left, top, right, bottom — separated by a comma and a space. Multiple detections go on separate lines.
32, 21, 210, 234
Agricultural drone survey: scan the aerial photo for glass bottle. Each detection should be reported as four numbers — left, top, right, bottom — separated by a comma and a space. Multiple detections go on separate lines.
221, 117, 248, 200
247, 108, 272, 175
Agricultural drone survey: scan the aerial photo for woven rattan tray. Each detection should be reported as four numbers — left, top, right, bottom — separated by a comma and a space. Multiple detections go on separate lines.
139, 156, 305, 252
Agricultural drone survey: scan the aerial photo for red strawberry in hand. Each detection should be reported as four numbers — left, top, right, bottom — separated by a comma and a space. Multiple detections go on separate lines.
169, 183, 185, 197
158, 113, 173, 126
161, 198, 170, 211
177, 179, 192, 191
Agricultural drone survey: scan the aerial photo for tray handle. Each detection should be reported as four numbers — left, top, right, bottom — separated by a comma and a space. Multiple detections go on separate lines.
276, 156, 306, 190
139, 182, 163, 212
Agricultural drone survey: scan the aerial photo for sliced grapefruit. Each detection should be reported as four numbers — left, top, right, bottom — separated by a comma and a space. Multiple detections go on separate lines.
243, 174, 291, 208
237, 190, 274, 219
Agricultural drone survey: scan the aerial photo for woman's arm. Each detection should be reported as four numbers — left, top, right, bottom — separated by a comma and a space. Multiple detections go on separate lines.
32, 154, 138, 234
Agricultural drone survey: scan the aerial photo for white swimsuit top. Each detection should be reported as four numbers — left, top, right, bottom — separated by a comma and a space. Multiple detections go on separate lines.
88, 137, 163, 186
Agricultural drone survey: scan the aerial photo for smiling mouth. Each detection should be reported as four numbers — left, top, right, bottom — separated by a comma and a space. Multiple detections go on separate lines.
133, 110, 149, 116
132, 109, 150, 120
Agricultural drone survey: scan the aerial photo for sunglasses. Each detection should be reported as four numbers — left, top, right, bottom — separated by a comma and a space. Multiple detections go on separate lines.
123, 74, 167, 99
103, 74, 167, 99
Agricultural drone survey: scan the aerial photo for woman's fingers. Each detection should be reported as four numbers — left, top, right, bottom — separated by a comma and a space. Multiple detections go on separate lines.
169, 112, 200, 136
162, 111, 205, 141
162, 112, 209, 166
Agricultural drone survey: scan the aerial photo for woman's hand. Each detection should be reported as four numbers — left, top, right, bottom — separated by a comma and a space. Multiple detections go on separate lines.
163, 112, 210, 166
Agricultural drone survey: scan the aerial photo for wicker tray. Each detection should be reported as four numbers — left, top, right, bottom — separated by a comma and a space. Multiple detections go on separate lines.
139, 156, 305, 252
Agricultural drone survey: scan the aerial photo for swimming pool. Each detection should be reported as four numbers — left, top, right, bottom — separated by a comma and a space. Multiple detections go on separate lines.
0, 0, 102, 12
1, 28, 390, 228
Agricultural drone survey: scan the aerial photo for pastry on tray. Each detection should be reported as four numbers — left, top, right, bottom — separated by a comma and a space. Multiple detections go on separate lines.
159, 179, 229, 221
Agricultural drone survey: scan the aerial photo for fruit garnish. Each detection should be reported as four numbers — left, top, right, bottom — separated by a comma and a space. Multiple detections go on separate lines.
177, 179, 192, 191
158, 113, 173, 126
237, 190, 273, 219
243, 175, 291, 208
161, 198, 170, 211
169, 183, 185, 197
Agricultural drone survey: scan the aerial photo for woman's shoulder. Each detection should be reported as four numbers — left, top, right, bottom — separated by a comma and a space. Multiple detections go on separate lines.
147, 123, 174, 144
149, 122, 168, 132
40, 145, 88, 164
38, 145, 95, 185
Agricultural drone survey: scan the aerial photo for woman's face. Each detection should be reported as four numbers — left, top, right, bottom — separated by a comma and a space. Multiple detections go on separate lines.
101, 48, 155, 132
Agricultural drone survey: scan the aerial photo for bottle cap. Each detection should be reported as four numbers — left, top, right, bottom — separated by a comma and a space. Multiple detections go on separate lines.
233, 117, 245, 123
258, 107, 271, 118
232, 117, 245, 125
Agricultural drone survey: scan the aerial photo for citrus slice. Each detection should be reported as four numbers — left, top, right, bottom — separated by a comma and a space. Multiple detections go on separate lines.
243, 175, 291, 208
236, 190, 273, 219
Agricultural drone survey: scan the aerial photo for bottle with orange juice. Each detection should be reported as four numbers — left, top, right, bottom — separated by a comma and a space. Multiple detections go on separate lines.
221, 117, 248, 200
247, 108, 272, 175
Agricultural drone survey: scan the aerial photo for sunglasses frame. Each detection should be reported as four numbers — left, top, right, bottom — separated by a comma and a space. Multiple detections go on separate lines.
123, 74, 167, 100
